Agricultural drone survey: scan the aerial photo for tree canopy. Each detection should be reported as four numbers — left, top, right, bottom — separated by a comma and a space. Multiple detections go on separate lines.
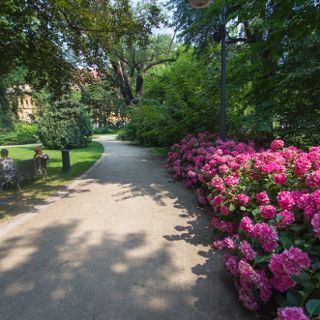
165, 0, 320, 145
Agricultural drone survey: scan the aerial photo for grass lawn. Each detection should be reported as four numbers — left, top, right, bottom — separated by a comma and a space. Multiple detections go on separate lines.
0, 141, 104, 220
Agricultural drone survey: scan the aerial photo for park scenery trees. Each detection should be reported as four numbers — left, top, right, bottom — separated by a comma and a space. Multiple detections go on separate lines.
1, 0, 320, 319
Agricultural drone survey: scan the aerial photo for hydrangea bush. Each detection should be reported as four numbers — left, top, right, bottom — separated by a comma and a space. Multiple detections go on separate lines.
166, 132, 320, 320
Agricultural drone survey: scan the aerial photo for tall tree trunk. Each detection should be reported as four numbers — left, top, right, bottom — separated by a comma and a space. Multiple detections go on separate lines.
135, 72, 144, 97
110, 60, 134, 106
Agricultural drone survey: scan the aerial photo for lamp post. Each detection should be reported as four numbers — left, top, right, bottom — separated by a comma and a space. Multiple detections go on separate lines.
61, 149, 71, 173
189, 0, 227, 140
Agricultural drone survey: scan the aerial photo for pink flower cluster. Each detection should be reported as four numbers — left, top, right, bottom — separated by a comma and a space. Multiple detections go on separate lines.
269, 248, 311, 292
166, 133, 320, 316
277, 307, 309, 320
240, 217, 278, 252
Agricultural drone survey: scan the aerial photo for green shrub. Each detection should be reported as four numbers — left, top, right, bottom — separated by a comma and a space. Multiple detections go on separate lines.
0, 132, 18, 146
120, 51, 219, 147
16, 123, 38, 144
93, 123, 121, 134
0, 123, 38, 146
37, 97, 93, 149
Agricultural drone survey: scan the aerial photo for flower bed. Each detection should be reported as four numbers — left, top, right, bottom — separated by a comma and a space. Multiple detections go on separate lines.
166, 132, 320, 320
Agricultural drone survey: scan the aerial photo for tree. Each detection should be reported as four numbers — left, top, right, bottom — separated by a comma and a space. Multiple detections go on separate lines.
79, 77, 124, 128
37, 96, 93, 149
169, 0, 320, 145
61, 0, 177, 106
0, 0, 75, 97
107, 33, 178, 106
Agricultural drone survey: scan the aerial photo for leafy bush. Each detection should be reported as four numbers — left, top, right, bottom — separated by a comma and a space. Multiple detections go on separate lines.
37, 97, 93, 149
0, 123, 38, 146
166, 133, 320, 319
93, 123, 121, 134
15, 123, 38, 144
120, 51, 220, 147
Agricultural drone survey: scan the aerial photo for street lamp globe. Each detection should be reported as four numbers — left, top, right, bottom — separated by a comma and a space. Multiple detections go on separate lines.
189, 0, 211, 9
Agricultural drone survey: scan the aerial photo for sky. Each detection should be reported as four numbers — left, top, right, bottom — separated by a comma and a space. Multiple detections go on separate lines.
130, 0, 175, 35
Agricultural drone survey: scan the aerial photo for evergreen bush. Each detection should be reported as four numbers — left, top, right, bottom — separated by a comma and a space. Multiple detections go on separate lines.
37, 97, 93, 149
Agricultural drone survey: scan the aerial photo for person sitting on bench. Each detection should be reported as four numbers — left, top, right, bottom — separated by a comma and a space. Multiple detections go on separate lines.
33, 146, 49, 175
0, 148, 18, 189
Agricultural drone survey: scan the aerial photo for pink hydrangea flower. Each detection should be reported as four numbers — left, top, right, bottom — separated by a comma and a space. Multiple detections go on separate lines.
271, 140, 284, 151
313, 190, 320, 209
239, 241, 256, 261
238, 286, 259, 311
220, 205, 230, 216
224, 175, 239, 186
210, 176, 225, 192
270, 248, 311, 277
295, 154, 312, 176
277, 307, 309, 320
308, 146, 320, 162
306, 170, 320, 188
219, 164, 229, 175
213, 237, 236, 250
281, 146, 298, 162
311, 213, 320, 237
211, 217, 235, 234
256, 269, 272, 302
238, 260, 272, 307
236, 194, 250, 205
297, 193, 316, 219
187, 170, 197, 178
256, 191, 270, 205
252, 223, 278, 252
224, 254, 238, 276
274, 173, 287, 185
291, 190, 305, 202
276, 210, 295, 228
213, 195, 224, 205
260, 205, 277, 219
271, 275, 295, 292
239, 216, 254, 234
277, 191, 295, 210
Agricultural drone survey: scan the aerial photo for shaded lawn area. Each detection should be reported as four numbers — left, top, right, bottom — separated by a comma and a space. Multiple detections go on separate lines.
0, 141, 104, 220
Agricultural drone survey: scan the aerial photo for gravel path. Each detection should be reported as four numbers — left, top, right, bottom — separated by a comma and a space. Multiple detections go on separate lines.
0, 136, 252, 320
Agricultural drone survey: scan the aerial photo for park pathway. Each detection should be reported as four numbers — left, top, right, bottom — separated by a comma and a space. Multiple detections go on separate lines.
0, 136, 252, 320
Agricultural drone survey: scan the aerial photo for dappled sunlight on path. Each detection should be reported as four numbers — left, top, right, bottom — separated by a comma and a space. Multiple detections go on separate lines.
0, 136, 253, 320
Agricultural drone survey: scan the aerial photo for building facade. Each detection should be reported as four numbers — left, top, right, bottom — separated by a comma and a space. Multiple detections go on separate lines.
7, 84, 37, 122
17, 85, 36, 122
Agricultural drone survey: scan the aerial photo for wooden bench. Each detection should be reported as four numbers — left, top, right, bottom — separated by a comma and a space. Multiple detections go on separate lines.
0, 158, 48, 191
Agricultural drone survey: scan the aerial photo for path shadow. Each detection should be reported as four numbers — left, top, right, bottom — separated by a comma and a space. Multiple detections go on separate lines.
81, 139, 253, 319
0, 220, 224, 320
0, 184, 91, 220
0, 138, 254, 319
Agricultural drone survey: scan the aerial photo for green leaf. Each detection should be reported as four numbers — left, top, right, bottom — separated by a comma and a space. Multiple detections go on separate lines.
252, 208, 260, 217
254, 255, 265, 263
229, 203, 235, 212
290, 224, 305, 232
294, 239, 306, 246
240, 206, 246, 211
292, 272, 311, 287
280, 236, 293, 249
306, 299, 320, 316
286, 291, 299, 306
254, 253, 272, 264
276, 215, 284, 222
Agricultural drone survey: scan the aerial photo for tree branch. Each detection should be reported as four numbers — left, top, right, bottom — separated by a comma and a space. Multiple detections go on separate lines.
144, 58, 176, 71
